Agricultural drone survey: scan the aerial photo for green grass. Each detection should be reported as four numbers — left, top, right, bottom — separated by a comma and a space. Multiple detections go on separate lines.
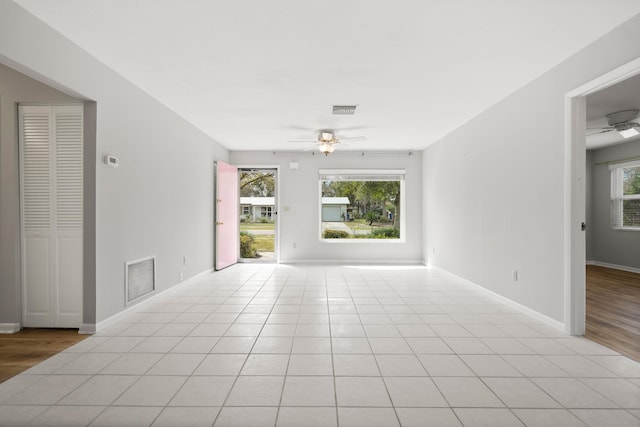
240, 222, 275, 231
342, 219, 391, 233
252, 234, 274, 252
239, 222, 274, 256
345, 220, 373, 232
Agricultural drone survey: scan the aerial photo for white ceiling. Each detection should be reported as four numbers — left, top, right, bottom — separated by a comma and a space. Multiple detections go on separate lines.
585, 73, 640, 150
12, 0, 640, 152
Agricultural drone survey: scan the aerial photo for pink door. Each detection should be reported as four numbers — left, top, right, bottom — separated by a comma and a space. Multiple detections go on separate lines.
215, 161, 239, 270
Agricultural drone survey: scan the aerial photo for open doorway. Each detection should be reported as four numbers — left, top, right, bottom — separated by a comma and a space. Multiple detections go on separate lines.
238, 168, 277, 262
583, 77, 640, 360
566, 58, 640, 359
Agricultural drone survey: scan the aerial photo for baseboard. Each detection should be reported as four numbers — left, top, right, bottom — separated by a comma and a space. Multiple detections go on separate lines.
429, 266, 565, 331
586, 260, 640, 275
92, 268, 214, 334
78, 323, 96, 335
0, 323, 21, 334
280, 259, 424, 265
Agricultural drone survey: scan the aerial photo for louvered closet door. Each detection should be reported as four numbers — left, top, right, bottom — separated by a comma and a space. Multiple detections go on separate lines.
20, 105, 83, 328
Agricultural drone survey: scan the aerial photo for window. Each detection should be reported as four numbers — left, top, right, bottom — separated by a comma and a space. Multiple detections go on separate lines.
610, 160, 640, 230
319, 169, 404, 240
242, 206, 250, 216
260, 206, 272, 218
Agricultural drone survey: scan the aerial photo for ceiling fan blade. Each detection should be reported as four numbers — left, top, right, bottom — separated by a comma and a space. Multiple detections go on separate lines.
338, 136, 366, 142
586, 129, 614, 136
288, 139, 317, 143
286, 125, 318, 132
334, 125, 369, 131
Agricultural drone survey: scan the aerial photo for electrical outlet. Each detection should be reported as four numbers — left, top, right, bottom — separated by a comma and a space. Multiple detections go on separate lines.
512, 270, 518, 282
183, 256, 188, 265
179, 273, 184, 282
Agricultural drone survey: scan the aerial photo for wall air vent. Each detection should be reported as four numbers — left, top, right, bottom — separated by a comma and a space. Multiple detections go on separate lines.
125, 256, 156, 305
332, 105, 357, 115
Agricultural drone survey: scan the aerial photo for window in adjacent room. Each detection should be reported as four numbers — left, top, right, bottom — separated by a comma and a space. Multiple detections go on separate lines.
610, 159, 640, 229
319, 169, 404, 240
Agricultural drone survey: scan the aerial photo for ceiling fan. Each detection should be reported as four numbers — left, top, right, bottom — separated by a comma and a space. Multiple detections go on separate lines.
289, 129, 366, 155
587, 109, 640, 139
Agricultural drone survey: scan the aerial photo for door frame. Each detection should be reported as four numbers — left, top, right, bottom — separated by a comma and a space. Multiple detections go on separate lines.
564, 57, 640, 335
236, 165, 280, 263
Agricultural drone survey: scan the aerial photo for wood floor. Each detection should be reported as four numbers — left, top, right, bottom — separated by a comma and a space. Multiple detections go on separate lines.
585, 265, 640, 361
0, 328, 87, 383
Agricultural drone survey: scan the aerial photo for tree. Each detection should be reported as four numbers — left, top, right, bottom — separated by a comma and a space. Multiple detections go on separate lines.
321, 179, 401, 228
623, 166, 640, 195
364, 211, 380, 226
623, 166, 640, 226
240, 171, 274, 197
359, 181, 400, 229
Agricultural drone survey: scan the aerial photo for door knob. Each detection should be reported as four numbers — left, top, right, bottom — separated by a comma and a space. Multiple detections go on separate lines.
215, 221, 224, 225
581, 222, 587, 231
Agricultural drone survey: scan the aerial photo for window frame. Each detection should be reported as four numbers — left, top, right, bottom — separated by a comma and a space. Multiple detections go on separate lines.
260, 206, 272, 218
610, 159, 640, 231
318, 169, 406, 243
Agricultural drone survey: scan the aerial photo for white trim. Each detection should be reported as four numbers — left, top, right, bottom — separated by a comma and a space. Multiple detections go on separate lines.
318, 169, 406, 176
608, 159, 640, 170
586, 260, 640, 275
0, 323, 21, 334
318, 177, 405, 242
566, 58, 640, 98
280, 259, 423, 265
235, 165, 280, 264
90, 268, 214, 334
321, 240, 406, 244
564, 95, 587, 336
78, 323, 96, 335
564, 57, 640, 336
610, 227, 640, 232
431, 267, 565, 331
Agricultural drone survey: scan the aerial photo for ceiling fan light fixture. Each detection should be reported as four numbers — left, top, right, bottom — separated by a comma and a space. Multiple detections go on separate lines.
318, 130, 335, 143
319, 142, 335, 156
618, 126, 640, 138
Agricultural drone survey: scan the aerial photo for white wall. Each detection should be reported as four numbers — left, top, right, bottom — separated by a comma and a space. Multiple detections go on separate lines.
0, 2, 229, 325
230, 151, 423, 263
423, 13, 640, 323
587, 140, 640, 269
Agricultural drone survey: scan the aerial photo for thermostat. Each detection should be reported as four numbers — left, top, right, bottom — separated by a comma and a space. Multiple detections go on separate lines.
105, 155, 119, 168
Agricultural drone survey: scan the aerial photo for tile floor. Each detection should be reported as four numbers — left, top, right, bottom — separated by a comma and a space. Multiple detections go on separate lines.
0, 264, 639, 426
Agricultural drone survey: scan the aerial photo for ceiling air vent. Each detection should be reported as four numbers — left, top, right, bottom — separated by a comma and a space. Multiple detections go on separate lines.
332, 105, 357, 115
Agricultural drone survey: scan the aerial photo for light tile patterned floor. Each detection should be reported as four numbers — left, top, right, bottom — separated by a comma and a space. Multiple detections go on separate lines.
1, 264, 639, 426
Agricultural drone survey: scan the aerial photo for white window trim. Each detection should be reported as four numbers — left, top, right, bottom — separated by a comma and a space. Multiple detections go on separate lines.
318, 169, 406, 243
261, 206, 273, 217
609, 159, 640, 231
